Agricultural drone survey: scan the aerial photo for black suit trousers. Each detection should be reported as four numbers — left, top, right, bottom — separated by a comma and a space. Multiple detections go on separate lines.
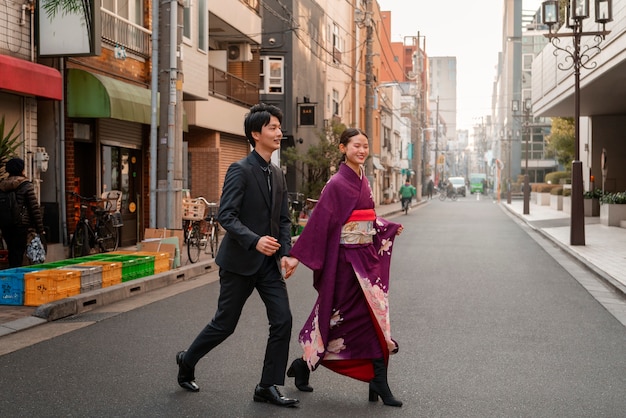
185, 256, 292, 386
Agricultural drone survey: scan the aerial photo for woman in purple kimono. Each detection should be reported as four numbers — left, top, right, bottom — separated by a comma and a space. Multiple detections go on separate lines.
287, 128, 403, 407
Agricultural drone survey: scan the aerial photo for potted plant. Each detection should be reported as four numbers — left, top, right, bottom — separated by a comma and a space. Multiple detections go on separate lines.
583, 188, 602, 217
550, 186, 564, 211
0, 115, 22, 178
599, 192, 626, 226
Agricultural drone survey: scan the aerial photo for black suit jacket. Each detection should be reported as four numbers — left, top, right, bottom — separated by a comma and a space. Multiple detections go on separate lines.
215, 152, 292, 276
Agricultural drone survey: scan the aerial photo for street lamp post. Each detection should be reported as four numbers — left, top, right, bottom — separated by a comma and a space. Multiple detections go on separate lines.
523, 98, 532, 215
541, 0, 612, 246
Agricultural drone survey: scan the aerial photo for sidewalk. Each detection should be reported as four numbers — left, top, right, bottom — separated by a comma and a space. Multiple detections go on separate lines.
0, 201, 408, 338
502, 198, 626, 296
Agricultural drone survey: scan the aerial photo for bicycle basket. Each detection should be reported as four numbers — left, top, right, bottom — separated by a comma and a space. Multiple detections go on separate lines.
182, 198, 207, 221
111, 212, 124, 227
206, 202, 219, 218
101, 190, 122, 213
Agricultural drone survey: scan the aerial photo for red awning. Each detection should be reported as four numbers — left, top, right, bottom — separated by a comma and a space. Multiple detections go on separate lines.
0, 54, 62, 100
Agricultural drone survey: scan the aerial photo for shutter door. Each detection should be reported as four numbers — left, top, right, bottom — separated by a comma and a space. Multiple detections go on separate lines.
98, 119, 143, 149
220, 134, 249, 176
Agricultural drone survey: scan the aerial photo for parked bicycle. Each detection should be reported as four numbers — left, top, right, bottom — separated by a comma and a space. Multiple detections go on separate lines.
183, 197, 220, 263
68, 191, 123, 258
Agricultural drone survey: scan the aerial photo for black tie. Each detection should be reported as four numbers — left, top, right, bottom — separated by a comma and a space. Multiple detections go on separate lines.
262, 166, 272, 194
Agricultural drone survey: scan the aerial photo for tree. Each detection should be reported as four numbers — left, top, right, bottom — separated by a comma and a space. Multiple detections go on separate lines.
282, 120, 346, 200
545, 117, 574, 168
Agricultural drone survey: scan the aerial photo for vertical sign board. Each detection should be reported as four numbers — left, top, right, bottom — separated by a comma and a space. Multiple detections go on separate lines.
38, 0, 101, 57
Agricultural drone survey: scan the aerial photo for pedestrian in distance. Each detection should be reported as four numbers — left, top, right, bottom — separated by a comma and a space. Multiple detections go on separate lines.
285, 128, 404, 407
175, 103, 300, 408
427, 178, 434, 199
0, 157, 45, 267
399, 178, 416, 213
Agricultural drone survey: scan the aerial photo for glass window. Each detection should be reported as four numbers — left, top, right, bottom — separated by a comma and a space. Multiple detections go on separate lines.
183, 0, 191, 40
197, 0, 206, 51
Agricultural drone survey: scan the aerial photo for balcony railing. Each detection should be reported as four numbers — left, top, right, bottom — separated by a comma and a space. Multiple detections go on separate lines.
100, 9, 151, 58
209, 66, 259, 107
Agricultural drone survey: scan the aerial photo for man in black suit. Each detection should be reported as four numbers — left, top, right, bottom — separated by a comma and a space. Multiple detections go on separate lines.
176, 103, 300, 407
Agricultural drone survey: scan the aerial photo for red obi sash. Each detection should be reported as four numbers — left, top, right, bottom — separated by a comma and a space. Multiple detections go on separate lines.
345, 209, 376, 223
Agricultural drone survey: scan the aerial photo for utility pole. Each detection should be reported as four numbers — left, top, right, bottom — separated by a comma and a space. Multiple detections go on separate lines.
158, 0, 184, 228
364, 0, 374, 189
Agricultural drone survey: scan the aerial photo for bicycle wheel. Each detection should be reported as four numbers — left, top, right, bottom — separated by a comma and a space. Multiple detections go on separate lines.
209, 223, 219, 258
439, 192, 446, 201
451, 193, 458, 202
98, 214, 119, 252
70, 221, 90, 258
187, 223, 202, 263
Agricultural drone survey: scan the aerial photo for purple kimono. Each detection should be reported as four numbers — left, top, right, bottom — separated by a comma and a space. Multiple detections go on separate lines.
290, 163, 400, 382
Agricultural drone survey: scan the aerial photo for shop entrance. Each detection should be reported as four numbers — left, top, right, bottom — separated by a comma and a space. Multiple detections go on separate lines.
102, 146, 142, 247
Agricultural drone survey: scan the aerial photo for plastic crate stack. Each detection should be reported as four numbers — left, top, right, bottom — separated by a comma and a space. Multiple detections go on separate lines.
0, 250, 171, 307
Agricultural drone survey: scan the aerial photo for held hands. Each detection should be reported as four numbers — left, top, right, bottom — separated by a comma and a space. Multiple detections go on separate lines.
397, 225, 404, 235
256, 235, 281, 256
281, 256, 299, 279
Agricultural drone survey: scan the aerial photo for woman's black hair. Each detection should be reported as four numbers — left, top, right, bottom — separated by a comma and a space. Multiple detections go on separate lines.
339, 128, 368, 163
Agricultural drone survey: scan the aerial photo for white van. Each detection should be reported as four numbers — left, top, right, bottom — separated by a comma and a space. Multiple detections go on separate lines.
448, 177, 467, 197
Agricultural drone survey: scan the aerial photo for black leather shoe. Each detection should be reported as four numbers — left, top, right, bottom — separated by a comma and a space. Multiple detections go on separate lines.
253, 385, 299, 407
176, 351, 199, 392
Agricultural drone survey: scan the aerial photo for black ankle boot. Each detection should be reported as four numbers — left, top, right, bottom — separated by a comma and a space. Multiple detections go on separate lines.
176, 351, 199, 392
368, 358, 402, 407
286, 358, 313, 392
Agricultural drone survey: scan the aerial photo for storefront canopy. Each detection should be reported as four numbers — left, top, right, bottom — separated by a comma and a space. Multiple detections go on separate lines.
67, 69, 153, 124
67, 69, 187, 130
0, 54, 62, 100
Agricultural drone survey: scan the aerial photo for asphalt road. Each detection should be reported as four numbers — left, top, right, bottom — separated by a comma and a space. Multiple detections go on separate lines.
1, 196, 626, 417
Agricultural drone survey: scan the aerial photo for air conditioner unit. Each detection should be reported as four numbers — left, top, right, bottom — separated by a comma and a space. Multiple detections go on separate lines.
227, 43, 253, 62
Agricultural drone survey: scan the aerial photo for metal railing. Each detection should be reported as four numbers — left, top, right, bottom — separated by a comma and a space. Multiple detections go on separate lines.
209, 66, 259, 107
100, 9, 151, 58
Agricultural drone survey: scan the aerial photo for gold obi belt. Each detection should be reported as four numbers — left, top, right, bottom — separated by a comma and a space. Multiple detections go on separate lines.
340, 209, 376, 244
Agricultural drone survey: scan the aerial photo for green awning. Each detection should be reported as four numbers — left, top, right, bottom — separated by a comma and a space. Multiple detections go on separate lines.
67, 69, 153, 124
67, 69, 188, 131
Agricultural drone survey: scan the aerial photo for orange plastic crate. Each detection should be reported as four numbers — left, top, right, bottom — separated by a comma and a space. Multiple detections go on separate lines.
80, 261, 122, 288
23, 269, 81, 306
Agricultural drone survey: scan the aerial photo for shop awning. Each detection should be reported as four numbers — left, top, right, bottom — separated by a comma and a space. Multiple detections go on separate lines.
67, 69, 187, 130
0, 54, 62, 100
372, 157, 385, 170
67, 69, 152, 124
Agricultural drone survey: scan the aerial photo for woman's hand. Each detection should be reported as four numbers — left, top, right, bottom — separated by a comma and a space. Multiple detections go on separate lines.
396, 225, 404, 236
281, 256, 299, 279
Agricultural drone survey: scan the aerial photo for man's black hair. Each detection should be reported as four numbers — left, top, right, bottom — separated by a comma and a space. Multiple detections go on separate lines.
244, 103, 283, 148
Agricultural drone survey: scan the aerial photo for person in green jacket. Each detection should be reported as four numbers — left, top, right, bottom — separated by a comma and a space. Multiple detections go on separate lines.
398, 179, 416, 213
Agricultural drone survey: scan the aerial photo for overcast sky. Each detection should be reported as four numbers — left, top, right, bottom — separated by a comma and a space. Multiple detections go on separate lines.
377, 0, 543, 131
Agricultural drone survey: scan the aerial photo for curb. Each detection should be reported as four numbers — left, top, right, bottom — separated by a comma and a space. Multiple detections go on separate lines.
1, 259, 217, 336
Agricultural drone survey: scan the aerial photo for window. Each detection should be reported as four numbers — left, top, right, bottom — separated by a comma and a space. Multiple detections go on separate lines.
197, 0, 206, 51
332, 23, 342, 64
260, 56, 284, 94
522, 53, 533, 70
183, 0, 191, 40
332, 89, 340, 116
102, 0, 143, 26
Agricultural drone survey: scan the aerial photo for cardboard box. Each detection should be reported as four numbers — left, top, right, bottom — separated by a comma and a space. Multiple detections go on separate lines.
144, 228, 184, 250
139, 240, 179, 269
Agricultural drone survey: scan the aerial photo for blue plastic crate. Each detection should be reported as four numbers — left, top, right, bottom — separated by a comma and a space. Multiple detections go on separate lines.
0, 267, 41, 306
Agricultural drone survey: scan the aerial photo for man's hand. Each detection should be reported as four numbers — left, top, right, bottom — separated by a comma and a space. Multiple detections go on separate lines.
256, 235, 280, 256
281, 256, 299, 279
